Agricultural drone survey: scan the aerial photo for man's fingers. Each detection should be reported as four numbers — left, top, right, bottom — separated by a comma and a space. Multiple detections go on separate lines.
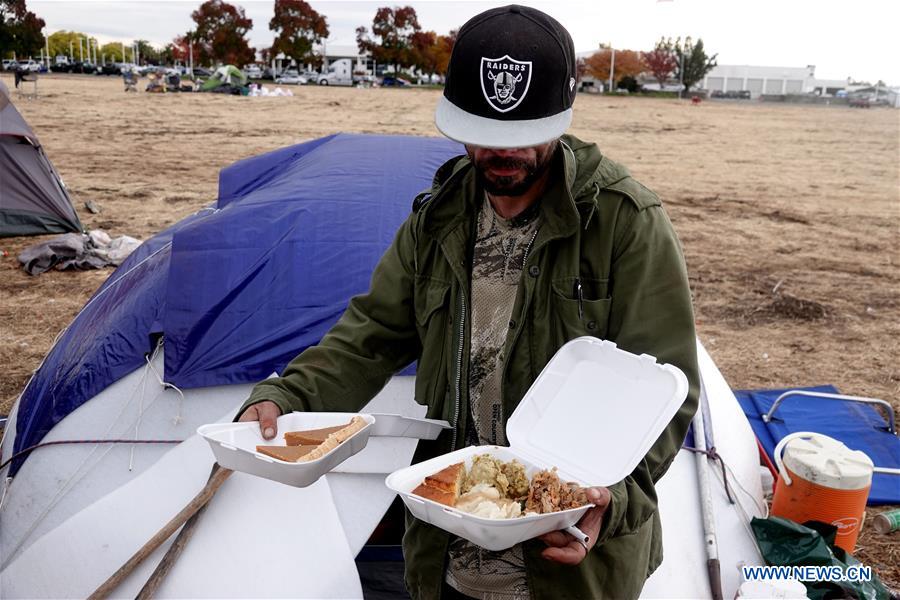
237, 401, 282, 440
237, 405, 258, 422
541, 542, 586, 565
258, 403, 279, 440
538, 531, 572, 547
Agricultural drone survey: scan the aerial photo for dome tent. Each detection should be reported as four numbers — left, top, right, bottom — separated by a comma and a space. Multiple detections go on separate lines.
200, 65, 249, 92
0, 80, 82, 237
5, 132, 460, 477
0, 134, 765, 599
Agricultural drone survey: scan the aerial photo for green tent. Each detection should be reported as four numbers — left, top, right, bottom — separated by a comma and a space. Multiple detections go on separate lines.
200, 65, 248, 92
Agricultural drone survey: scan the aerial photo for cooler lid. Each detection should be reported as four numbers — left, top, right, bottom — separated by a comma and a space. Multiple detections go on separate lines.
506, 337, 689, 486
783, 433, 874, 490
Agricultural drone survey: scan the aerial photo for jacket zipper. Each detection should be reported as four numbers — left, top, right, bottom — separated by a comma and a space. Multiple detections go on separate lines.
450, 288, 466, 451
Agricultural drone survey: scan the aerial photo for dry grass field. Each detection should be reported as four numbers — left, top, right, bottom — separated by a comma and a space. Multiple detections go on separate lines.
1, 74, 898, 587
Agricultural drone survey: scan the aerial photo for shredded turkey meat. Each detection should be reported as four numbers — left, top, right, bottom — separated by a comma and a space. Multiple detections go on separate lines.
524, 467, 588, 514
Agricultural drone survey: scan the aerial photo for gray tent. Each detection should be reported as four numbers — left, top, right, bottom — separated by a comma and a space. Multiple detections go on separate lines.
0, 80, 82, 237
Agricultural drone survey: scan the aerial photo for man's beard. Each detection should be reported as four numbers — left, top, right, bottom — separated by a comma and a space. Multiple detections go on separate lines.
470, 141, 557, 197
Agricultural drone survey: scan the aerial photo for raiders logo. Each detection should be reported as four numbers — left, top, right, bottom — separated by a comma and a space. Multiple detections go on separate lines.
480, 55, 533, 113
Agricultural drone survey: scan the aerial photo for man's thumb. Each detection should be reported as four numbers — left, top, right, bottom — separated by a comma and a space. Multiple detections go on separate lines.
260, 408, 278, 440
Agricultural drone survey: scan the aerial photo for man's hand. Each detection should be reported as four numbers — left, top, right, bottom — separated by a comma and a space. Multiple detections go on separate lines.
238, 401, 282, 440
539, 487, 612, 565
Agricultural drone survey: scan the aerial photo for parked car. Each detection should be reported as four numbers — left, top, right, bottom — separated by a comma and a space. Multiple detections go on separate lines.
70, 61, 97, 74
98, 63, 122, 76
50, 62, 70, 73
189, 67, 212, 78
849, 97, 871, 108
380, 75, 411, 87
1, 59, 17, 71
244, 64, 262, 79
17, 60, 41, 72
275, 69, 307, 85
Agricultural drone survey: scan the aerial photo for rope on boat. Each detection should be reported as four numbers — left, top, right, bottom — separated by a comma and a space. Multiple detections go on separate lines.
682, 444, 736, 504
0, 438, 184, 472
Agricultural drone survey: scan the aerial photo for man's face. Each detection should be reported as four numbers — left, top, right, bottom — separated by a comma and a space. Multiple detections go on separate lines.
466, 140, 557, 197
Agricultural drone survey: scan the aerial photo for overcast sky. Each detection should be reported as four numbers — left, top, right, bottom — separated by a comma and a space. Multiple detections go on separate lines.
30, 0, 899, 84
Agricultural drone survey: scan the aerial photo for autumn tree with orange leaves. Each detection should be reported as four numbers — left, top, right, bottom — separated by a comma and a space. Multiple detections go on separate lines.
585, 48, 644, 88
411, 29, 455, 77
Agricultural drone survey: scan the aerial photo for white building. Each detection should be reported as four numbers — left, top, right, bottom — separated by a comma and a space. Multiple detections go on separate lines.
702, 64, 848, 98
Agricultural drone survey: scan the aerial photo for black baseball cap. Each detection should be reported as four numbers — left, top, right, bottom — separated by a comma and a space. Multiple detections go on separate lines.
435, 4, 577, 149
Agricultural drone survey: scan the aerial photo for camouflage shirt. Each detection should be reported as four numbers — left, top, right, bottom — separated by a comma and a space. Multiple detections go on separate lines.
446, 193, 540, 600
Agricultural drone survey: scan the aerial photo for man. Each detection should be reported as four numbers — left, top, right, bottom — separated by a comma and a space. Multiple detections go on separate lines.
239, 5, 698, 599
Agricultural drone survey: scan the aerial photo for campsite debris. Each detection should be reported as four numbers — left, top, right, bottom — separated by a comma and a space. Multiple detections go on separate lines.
751, 516, 893, 600
247, 84, 294, 97
84, 200, 102, 214
18, 229, 141, 275
872, 509, 900, 534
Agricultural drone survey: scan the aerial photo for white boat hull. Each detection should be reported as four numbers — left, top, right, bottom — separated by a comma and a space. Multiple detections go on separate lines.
0, 342, 764, 598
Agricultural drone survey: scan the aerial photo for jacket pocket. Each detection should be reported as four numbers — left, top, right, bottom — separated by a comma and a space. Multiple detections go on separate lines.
551, 278, 612, 341
414, 278, 451, 409
414, 277, 451, 328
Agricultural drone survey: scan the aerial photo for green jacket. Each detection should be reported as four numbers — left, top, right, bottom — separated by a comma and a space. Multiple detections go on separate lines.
243, 134, 699, 600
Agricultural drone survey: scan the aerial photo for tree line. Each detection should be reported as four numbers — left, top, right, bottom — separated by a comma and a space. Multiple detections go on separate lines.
583, 37, 717, 93
6, 0, 713, 88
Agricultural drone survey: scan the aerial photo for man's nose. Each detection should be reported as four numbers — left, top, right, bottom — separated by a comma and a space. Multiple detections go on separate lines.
489, 148, 525, 157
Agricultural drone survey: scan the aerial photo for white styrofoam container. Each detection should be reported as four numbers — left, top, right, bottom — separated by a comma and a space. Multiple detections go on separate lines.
386, 337, 689, 551
198, 412, 375, 488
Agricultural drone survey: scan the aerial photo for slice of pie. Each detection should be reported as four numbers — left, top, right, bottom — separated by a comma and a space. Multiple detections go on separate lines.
284, 423, 349, 446
256, 445, 318, 462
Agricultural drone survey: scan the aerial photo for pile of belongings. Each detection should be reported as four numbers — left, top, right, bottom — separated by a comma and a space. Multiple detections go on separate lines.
18, 229, 141, 275
248, 84, 294, 97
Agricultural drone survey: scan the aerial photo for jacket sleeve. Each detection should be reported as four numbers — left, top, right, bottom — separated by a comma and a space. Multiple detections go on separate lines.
595, 202, 700, 545
239, 213, 422, 416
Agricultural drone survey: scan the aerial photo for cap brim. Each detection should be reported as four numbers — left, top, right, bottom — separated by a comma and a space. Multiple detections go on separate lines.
434, 95, 572, 149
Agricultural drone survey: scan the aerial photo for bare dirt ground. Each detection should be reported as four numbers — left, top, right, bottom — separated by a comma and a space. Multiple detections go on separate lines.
1, 74, 898, 587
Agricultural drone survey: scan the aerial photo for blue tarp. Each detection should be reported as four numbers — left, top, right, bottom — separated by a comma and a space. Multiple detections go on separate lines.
735, 386, 900, 505
11, 133, 463, 476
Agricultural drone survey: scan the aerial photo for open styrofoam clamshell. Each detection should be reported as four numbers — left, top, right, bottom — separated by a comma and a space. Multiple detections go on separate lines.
198, 412, 375, 488
199, 412, 452, 487
385, 336, 689, 551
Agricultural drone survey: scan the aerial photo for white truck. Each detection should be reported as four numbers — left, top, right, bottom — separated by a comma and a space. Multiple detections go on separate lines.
316, 58, 357, 86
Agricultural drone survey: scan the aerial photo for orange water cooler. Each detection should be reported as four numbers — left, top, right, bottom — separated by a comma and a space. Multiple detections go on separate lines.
771, 432, 874, 553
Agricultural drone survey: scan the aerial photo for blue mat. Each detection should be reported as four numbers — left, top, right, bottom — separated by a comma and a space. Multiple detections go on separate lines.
735, 385, 900, 505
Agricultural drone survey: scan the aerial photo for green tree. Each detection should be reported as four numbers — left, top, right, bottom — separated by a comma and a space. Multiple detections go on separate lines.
135, 39, 162, 64
269, 0, 328, 66
1, 0, 45, 59
46, 30, 98, 61
100, 42, 127, 63
674, 37, 717, 92
190, 0, 255, 66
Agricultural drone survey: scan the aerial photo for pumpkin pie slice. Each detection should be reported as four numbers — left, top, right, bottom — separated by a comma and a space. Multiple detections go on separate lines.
256, 444, 318, 462
284, 423, 349, 446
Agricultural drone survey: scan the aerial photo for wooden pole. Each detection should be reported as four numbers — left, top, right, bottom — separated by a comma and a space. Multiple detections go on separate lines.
135, 465, 222, 599
87, 466, 233, 600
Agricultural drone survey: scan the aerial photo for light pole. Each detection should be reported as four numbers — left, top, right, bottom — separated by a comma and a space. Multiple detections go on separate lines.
79, 37, 83, 62
608, 47, 616, 93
